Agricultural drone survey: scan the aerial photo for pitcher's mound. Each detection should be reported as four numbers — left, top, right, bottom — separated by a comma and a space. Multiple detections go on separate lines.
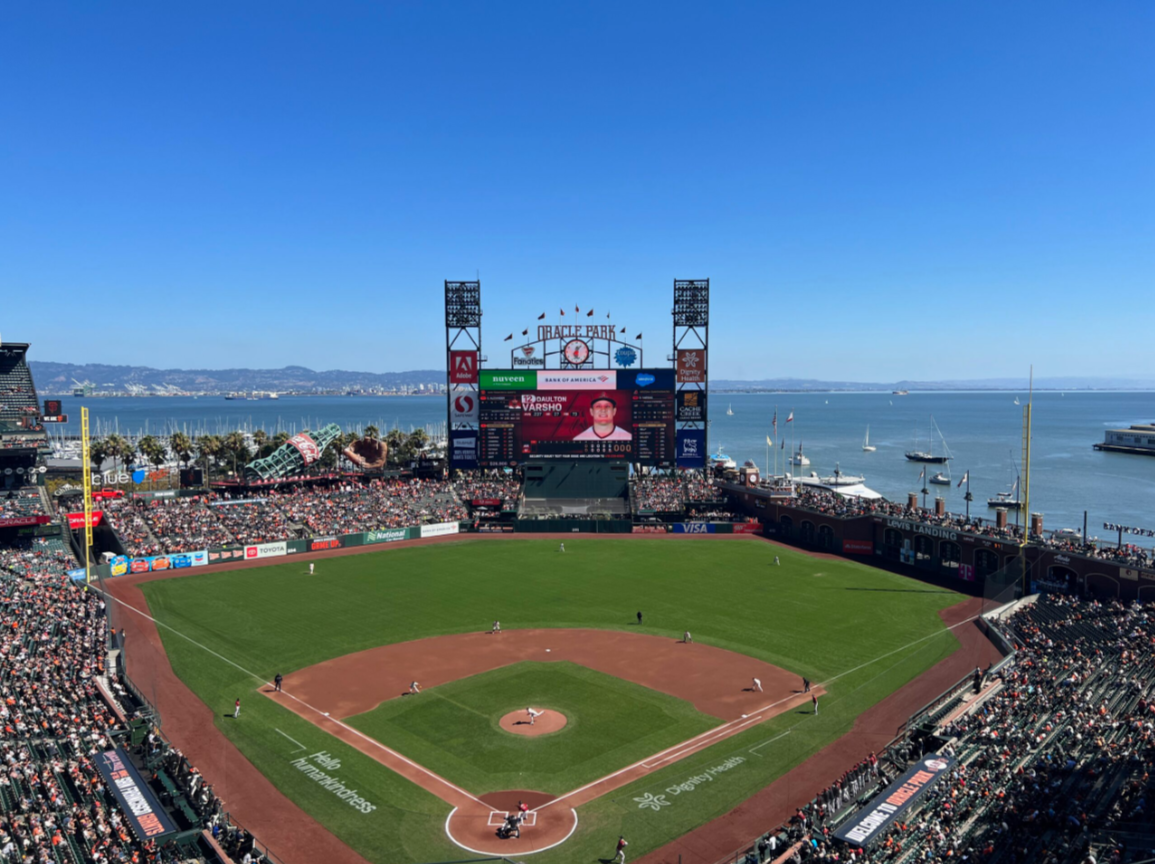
499, 709, 567, 736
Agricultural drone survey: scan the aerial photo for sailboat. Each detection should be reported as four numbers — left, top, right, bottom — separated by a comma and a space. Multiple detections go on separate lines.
726, 403, 733, 416
905, 416, 953, 464
862, 426, 876, 452
988, 477, 1022, 509
1013, 397, 1020, 405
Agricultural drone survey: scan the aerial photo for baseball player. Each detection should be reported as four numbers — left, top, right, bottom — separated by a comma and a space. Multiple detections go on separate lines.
309, 562, 314, 575
526, 707, 544, 726
233, 698, 241, 718
274, 673, 283, 692
752, 677, 763, 692
774, 556, 780, 566
409, 681, 421, 695
559, 542, 565, 553
683, 631, 692, 644
614, 835, 628, 863
812, 693, 818, 715
492, 620, 501, 634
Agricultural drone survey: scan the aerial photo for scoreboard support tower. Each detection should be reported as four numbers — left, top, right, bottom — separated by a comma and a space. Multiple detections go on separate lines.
672, 279, 710, 459
445, 281, 482, 465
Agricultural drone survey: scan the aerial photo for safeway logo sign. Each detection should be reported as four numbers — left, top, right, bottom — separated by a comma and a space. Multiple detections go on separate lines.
449, 351, 478, 384
451, 393, 478, 423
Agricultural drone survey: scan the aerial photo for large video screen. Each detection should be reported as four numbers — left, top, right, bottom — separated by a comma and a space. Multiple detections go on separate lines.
476, 369, 678, 466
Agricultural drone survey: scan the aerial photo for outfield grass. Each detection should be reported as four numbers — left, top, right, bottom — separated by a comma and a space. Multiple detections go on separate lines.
139, 538, 965, 863
345, 661, 720, 795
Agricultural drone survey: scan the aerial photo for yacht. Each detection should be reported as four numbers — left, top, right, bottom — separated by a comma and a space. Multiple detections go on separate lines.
815, 463, 865, 487
905, 416, 953, 464
862, 425, 876, 452
790, 443, 810, 466
929, 472, 951, 485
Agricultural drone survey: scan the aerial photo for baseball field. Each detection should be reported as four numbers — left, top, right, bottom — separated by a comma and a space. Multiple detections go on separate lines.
126, 538, 969, 863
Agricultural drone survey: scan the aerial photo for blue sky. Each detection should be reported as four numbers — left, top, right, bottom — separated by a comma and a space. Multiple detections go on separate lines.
2, 3, 1152, 381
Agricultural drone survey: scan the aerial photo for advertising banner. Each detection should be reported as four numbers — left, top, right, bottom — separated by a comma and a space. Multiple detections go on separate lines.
0, 515, 51, 528
674, 522, 715, 534
365, 527, 412, 545
450, 392, 479, 424
632, 524, 670, 533
110, 550, 207, 577
676, 349, 706, 383
958, 563, 975, 581
66, 511, 104, 529
536, 370, 617, 390
676, 390, 707, 422
96, 748, 176, 839
842, 539, 874, 554
477, 523, 515, 533
676, 429, 707, 469
834, 755, 955, 847
479, 370, 535, 390
310, 536, 341, 551
449, 431, 479, 470
421, 521, 460, 539
286, 539, 308, 554
733, 522, 762, 534
617, 369, 675, 389
342, 532, 364, 547
244, 541, 287, 560
208, 546, 246, 563
449, 351, 479, 384
471, 498, 502, 509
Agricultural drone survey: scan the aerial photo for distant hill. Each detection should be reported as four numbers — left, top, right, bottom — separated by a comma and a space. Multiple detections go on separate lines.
29, 361, 445, 393
28, 361, 1155, 394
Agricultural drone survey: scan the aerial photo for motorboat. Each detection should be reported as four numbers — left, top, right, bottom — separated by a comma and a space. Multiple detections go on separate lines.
862, 425, 876, 452
988, 479, 1022, 509
929, 472, 951, 485
790, 443, 810, 466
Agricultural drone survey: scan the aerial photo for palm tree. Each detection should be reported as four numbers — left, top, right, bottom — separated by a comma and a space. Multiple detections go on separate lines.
137, 436, 165, 489
223, 431, 248, 479
88, 437, 110, 476
384, 428, 407, 466
104, 434, 131, 486
364, 425, 380, 441
407, 428, 430, 457
169, 431, 193, 469
252, 429, 269, 457
197, 435, 222, 484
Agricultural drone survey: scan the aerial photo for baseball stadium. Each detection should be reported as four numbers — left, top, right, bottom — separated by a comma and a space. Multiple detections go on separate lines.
0, 281, 1151, 864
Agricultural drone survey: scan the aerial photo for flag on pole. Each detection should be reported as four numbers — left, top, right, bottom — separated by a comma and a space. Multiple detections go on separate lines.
786, 412, 794, 423
957, 471, 968, 488
575, 305, 580, 313
635, 332, 642, 339
586, 309, 594, 317
503, 333, 513, 341
781, 438, 786, 450
772, 411, 777, 433
521, 329, 528, 336
919, 466, 926, 481
766, 435, 773, 447
537, 312, 546, 320
560, 308, 565, 316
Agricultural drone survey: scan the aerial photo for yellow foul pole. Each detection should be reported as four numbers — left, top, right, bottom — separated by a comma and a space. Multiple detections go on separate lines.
81, 408, 93, 587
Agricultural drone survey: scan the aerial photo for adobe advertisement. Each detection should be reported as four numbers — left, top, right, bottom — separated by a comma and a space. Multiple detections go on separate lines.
475, 369, 678, 466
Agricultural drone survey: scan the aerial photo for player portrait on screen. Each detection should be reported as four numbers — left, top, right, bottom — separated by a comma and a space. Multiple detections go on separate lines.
573, 393, 632, 441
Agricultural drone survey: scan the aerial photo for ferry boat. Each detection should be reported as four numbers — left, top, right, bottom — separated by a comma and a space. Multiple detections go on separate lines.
710, 447, 737, 471
892, 389, 909, 396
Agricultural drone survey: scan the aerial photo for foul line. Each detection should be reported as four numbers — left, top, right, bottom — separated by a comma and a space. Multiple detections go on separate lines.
538, 612, 983, 812
276, 728, 306, 752
93, 586, 491, 810
748, 729, 792, 756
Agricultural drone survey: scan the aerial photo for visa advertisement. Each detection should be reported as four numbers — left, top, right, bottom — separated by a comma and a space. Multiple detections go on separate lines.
476, 369, 678, 467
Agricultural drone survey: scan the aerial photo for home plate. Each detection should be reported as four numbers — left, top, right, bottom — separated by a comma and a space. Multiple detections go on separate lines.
487, 811, 537, 827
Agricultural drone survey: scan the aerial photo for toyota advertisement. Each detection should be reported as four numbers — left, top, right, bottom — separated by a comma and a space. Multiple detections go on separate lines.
472, 369, 679, 467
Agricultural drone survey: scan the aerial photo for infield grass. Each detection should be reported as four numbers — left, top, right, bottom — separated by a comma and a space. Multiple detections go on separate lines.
345, 661, 719, 794
137, 538, 968, 864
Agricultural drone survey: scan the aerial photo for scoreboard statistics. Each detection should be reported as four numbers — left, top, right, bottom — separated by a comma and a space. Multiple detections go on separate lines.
477, 369, 677, 466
